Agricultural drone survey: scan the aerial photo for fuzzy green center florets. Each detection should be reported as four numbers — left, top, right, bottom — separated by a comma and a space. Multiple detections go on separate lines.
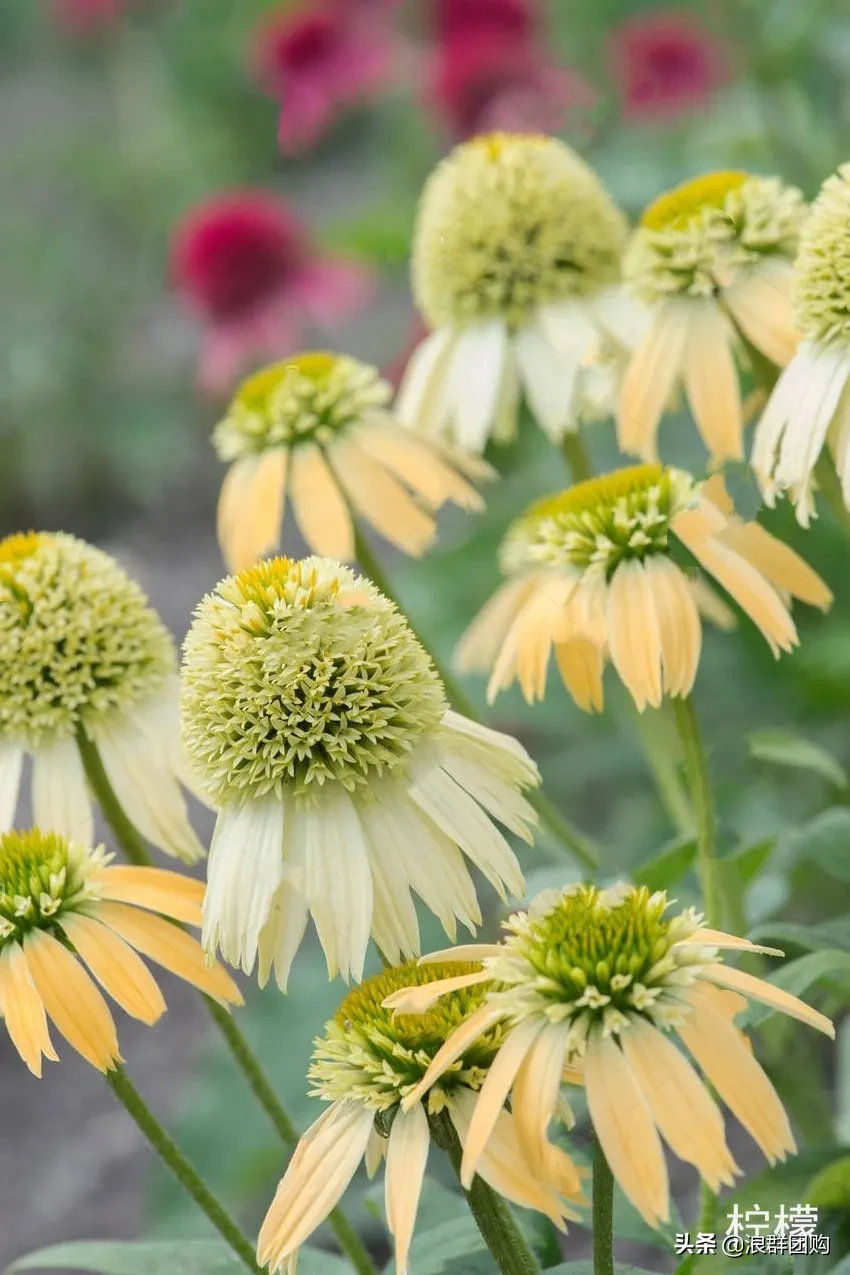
412, 132, 628, 330
792, 164, 850, 345
500, 465, 697, 578
0, 532, 176, 749
180, 557, 447, 803
494, 884, 710, 1045
0, 830, 103, 949
214, 353, 392, 462
626, 172, 806, 305
309, 961, 502, 1112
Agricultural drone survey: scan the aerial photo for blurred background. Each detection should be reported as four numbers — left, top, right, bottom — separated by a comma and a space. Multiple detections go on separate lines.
2, 1, 850, 1271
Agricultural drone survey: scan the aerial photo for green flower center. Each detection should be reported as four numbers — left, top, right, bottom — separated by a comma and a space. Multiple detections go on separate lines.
213, 353, 392, 462
0, 830, 101, 950
0, 532, 176, 749
310, 960, 503, 1112
180, 557, 447, 803
792, 164, 850, 344
500, 465, 697, 578
412, 132, 628, 330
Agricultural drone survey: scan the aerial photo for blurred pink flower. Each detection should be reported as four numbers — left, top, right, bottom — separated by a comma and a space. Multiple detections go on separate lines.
171, 192, 372, 396
429, 33, 596, 139
252, 4, 395, 154
609, 9, 729, 119
50, 0, 125, 33
433, 0, 534, 43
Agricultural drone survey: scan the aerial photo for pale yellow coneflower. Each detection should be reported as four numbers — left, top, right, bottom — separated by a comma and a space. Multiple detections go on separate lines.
0, 533, 204, 861
390, 883, 834, 1229
620, 171, 807, 466
456, 465, 831, 713
0, 828, 241, 1075
753, 163, 850, 524
215, 352, 491, 572
257, 961, 586, 1275
398, 132, 640, 452
180, 556, 540, 989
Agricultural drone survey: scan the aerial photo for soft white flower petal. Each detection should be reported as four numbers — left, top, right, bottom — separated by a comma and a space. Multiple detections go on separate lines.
303, 786, 373, 982
203, 796, 285, 973
385, 1102, 430, 1275
446, 320, 509, 452
396, 328, 455, 436
514, 326, 579, 441
0, 741, 25, 833
32, 735, 93, 845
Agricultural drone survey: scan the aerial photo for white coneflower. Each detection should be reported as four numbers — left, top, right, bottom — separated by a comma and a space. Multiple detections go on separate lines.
180, 556, 539, 988
0, 829, 240, 1076
753, 163, 850, 524
215, 352, 492, 572
392, 883, 833, 1229
398, 132, 636, 452
257, 960, 585, 1275
0, 533, 203, 861
456, 466, 831, 712
620, 171, 806, 465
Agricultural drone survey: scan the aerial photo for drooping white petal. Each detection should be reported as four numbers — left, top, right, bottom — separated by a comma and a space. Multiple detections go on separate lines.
257, 798, 309, 992
303, 786, 373, 982
0, 740, 25, 833
355, 793, 420, 964
514, 326, 579, 441
203, 797, 285, 973
536, 299, 599, 360
445, 320, 509, 452
385, 1102, 430, 1275
396, 328, 455, 436
32, 735, 93, 845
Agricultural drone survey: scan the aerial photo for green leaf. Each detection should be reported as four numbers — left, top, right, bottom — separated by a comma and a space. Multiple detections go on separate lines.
748, 728, 847, 788
394, 1216, 486, 1275
805, 1156, 850, 1208
6, 1241, 349, 1275
783, 809, 850, 883
729, 838, 776, 884
742, 950, 850, 1027
633, 835, 697, 892
546, 1264, 656, 1274
750, 918, 850, 955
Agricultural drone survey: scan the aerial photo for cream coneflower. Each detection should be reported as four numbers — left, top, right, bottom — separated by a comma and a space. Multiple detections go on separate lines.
392, 883, 834, 1229
620, 171, 807, 466
0, 533, 203, 861
0, 828, 241, 1076
753, 164, 850, 524
398, 132, 637, 452
180, 556, 540, 988
456, 466, 831, 713
257, 960, 586, 1275
215, 352, 492, 572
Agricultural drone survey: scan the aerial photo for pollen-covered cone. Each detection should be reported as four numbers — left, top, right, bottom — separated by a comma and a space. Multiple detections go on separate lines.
257, 960, 585, 1275
214, 353, 492, 573
399, 131, 638, 452
620, 171, 806, 466
180, 557, 539, 988
0, 533, 204, 862
752, 163, 850, 525
0, 829, 241, 1076
394, 883, 834, 1230
456, 466, 831, 713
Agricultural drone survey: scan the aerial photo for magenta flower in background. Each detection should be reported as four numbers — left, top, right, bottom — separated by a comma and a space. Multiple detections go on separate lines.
609, 9, 729, 119
429, 33, 596, 140
252, 3, 396, 155
433, 0, 534, 42
50, 0, 125, 34
170, 192, 372, 396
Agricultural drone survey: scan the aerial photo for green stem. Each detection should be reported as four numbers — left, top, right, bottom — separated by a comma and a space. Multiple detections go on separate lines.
106, 1066, 260, 1273
671, 696, 721, 929
78, 731, 377, 1275
627, 702, 693, 837
592, 1140, 615, 1275
430, 1112, 540, 1275
352, 526, 598, 871
561, 432, 592, 484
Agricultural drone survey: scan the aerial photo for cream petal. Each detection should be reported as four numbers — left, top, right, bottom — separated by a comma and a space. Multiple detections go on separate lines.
618, 302, 690, 461
402, 1003, 508, 1111
716, 522, 832, 610
440, 710, 539, 775
435, 737, 536, 843
24, 930, 120, 1073
514, 326, 579, 441
0, 943, 57, 1076
364, 1126, 386, 1179
32, 735, 93, 845
723, 261, 799, 368
750, 349, 810, 495
681, 302, 742, 464
701, 963, 834, 1038
329, 438, 436, 558
395, 328, 455, 436
419, 945, 503, 965
288, 443, 354, 559
303, 787, 373, 982
584, 1031, 669, 1228
643, 557, 702, 699
446, 320, 509, 452
536, 298, 600, 358
356, 795, 420, 964
775, 344, 850, 523
353, 420, 484, 511
0, 741, 24, 833
455, 575, 540, 675
511, 1021, 568, 1174
203, 797, 285, 974
383, 970, 491, 1016
385, 1102, 430, 1275
677, 927, 783, 957
606, 561, 663, 711
217, 448, 288, 573
459, 1017, 546, 1185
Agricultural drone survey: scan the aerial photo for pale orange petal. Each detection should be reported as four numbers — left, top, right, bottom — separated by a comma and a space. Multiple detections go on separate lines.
61, 913, 166, 1025
329, 438, 436, 557
94, 866, 205, 926
383, 970, 490, 1015
644, 557, 701, 699
217, 449, 288, 572
606, 561, 663, 711
401, 1003, 508, 1111
385, 1102, 430, 1275
0, 943, 57, 1076
288, 442, 354, 560
554, 636, 605, 712
459, 1018, 545, 1185
511, 1022, 568, 1174
618, 303, 689, 461
701, 963, 834, 1038
717, 522, 832, 610
681, 303, 742, 464
455, 575, 540, 675
354, 422, 484, 512
722, 263, 799, 368
24, 931, 120, 1072
679, 927, 783, 957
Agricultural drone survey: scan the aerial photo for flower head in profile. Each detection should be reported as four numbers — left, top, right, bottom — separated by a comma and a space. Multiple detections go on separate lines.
0, 829, 241, 1076
257, 960, 585, 1274
214, 353, 492, 572
609, 10, 729, 121
0, 532, 203, 861
620, 171, 807, 465
398, 133, 635, 452
456, 467, 831, 712
181, 557, 539, 988
394, 883, 834, 1228
252, 3, 395, 156
171, 192, 371, 396
753, 164, 850, 525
